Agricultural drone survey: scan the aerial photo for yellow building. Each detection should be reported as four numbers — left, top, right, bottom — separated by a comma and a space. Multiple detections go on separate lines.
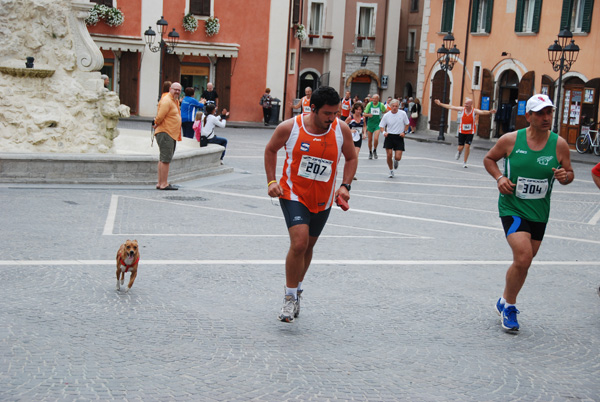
419, 0, 599, 145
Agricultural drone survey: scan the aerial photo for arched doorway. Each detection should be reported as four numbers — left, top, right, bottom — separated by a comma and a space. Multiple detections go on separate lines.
404, 82, 413, 99
495, 70, 519, 137
299, 71, 318, 98
430, 70, 450, 132
350, 75, 372, 100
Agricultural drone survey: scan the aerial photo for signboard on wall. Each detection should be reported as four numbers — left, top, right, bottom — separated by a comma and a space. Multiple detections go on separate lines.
481, 96, 490, 111
381, 75, 388, 89
517, 100, 526, 116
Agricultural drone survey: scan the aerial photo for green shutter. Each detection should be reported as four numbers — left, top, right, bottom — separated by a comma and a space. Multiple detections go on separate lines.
485, 0, 494, 33
582, 0, 595, 32
471, 0, 480, 32
560, 0, 573, 30
442, 0, 455, 32
532, 0, 543, 33
515, 0, 524, 32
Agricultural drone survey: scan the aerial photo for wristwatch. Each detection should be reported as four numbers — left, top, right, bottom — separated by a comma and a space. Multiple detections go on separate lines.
340, 183, 351, 192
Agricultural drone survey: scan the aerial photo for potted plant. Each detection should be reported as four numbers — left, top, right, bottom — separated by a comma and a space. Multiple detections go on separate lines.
295, 24, 307, 41
85, 4, 124, 27
183, 13, 198, 32
205, 16, 220, 37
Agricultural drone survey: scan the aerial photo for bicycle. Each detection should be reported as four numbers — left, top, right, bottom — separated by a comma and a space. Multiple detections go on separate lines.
575, 124, 600, 155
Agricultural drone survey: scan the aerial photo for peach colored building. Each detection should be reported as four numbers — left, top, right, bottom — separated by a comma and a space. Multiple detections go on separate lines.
87, 0, 301, 122
419, 0, 599, 145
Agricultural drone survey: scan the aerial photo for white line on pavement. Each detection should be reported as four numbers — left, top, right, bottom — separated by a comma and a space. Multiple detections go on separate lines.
0, 260, 598, 266
103, 194, 119, 235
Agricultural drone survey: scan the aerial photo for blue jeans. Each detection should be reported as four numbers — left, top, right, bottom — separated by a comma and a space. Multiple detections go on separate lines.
208, 136, 228, 160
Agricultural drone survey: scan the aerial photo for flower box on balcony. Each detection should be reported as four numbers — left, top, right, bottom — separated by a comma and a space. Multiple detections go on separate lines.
367, 36, 376, 40
322, 35, 334, 39
308, 34, 320, 38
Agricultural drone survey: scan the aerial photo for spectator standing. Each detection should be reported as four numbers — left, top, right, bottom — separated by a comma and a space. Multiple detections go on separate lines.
201, 82, 219, 107
181, 87, 205, 139
153, 82, 182, 191
260, 88, 273, 126
409, 98, 421, 134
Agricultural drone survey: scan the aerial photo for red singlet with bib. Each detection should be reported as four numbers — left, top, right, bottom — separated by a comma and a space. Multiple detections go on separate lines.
302, 97, 312, 115
280, 115, 344, 213
341, 98, 352, 118
459, 108, 475, 134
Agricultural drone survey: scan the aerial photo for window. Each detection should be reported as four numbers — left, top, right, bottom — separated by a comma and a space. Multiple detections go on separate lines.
470, 0, 494, 33
410, 0, 419, 12
560, 0, 594, 33
309, 2, 324, 35
292, 0, 301, 23
515, 0, 542, 33
406, 30, 417, 62
358, 6, 375, 37
289, 50, 296, 74
441, 0, 455, 33
190, 0, 211, 16
91, 0, 113, 5
472, 63, 481, 89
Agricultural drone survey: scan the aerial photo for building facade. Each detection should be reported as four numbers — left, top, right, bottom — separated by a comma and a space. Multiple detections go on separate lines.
419, 0, 599, 144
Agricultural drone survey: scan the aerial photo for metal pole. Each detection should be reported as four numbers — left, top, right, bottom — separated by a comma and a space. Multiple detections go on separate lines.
157, 40, 164, 102
552, 54, 565, 134
438, 56, 449, 141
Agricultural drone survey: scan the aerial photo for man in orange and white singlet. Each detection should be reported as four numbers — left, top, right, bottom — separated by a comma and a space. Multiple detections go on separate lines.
265, 86, 358, 323
292, 86, 313, 116
340, 90, 352, 120
435, 98, 496, 168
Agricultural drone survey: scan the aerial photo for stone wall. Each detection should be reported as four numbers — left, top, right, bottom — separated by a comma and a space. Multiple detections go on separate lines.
0, 0, 129, 153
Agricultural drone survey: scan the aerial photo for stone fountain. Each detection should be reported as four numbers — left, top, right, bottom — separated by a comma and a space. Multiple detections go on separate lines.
0, 0, 129, 154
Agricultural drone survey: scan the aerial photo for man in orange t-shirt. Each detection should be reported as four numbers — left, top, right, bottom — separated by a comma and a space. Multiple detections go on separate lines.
292, 87, 313, 115
153, 82, 182, 190
265, 86, 357, 323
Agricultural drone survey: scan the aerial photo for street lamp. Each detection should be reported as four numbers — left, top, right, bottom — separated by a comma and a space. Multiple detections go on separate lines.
547, 27, 579, 133
144, 16, 180, 101
436, 33, 460, 141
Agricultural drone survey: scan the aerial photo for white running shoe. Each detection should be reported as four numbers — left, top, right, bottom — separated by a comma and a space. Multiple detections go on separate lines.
463, 162, 468, 168
389, 170, 394, 178
373, 150, 378, 159
393, 159, 399, 169
278, 295, 297, 323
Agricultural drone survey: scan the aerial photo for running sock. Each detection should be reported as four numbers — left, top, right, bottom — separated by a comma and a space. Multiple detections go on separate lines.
297, 282, 303, 292
285, 287, 298, 300
500, 297, 506, 305
504, 302, 515, 309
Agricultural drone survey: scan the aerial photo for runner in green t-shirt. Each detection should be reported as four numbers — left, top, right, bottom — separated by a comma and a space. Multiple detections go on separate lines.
363, 94, 387, 159
483, 94, 574, 332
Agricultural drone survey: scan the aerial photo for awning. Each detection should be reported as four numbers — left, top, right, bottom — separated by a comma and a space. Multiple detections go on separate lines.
173, 40, 239, 58
91, 34, 146, 53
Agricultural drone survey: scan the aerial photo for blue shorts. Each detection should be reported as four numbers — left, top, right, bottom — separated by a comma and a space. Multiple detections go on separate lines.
501, 216, 547, 241
280, 199, 331, 238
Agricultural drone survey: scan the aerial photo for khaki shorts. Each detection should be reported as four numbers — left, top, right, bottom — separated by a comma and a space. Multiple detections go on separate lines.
155, 132, 176, 163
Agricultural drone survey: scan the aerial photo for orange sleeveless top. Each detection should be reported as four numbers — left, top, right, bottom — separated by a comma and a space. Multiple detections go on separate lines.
459, 108, 475, 134
280, 115, 344, 213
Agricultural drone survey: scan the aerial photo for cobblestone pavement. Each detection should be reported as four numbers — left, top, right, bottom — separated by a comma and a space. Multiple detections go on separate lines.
1, 126, 599, 401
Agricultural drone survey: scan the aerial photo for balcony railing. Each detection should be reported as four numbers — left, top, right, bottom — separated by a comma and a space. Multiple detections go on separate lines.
303, 32, 333, 50
354, 35, 375, 52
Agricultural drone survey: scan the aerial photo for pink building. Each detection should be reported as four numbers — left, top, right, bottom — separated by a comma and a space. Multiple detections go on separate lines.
419, 0, 599, 145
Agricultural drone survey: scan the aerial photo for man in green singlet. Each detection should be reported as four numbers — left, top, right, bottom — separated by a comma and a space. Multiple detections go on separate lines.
483, 94, 574, 332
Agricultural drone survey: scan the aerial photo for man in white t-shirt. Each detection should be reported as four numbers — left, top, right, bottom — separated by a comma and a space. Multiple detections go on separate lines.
379, 99, 410, 178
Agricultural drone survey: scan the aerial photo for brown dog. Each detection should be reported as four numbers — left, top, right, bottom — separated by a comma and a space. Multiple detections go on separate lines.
116, 239, 140, 292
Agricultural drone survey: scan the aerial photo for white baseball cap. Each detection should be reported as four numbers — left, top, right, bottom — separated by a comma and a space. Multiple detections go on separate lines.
526, 94, 554, 113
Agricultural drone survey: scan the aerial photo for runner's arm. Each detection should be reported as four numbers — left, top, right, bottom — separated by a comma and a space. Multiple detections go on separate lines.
484, 133, 517, 195
553, 136, 574, 185
264, 119, 293, 197
335, 123, 358, 202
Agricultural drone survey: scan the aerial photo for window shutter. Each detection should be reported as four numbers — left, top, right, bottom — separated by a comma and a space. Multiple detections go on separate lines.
515, 0, 524, 32
485, 0, 494, 33
292, 0, 301, 24
582, 0, 594, 32
532, 0, 543, 33
442, 0, 455, 32
471, 0, 480, 33
190, 0, 210, 16
559, 0, 573, 30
